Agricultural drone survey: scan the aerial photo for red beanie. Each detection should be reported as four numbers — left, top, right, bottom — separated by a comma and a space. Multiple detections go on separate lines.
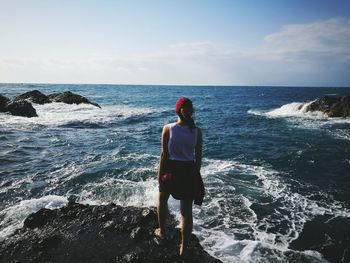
175, 97, 193, 112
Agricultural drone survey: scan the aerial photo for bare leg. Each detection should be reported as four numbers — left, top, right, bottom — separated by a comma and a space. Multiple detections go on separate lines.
155, 191, 170, 238
180, 199, 193, 256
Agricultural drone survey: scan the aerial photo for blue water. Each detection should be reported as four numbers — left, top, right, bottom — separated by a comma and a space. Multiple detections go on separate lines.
1, 84, 350, 262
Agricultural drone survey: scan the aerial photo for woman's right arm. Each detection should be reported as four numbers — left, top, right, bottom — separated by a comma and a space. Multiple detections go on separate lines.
157, 125, 170, 182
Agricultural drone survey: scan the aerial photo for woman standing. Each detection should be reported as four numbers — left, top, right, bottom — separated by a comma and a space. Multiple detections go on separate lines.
155, 97, 204, 257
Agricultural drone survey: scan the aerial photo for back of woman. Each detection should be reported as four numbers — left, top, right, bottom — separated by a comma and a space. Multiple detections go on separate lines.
155, 97, 204, 257
166, 122, 199, 200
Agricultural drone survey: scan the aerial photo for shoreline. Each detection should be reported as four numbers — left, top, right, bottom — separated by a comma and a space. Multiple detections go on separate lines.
0, 199, 222, 263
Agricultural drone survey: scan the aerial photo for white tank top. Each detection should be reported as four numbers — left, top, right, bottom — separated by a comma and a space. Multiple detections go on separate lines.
168, 122, 198, 161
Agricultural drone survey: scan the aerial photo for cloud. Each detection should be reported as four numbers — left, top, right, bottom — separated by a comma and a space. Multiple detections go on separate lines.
1, 17, 350, 86
263, 17, 350, 63
264, 18, 350, 52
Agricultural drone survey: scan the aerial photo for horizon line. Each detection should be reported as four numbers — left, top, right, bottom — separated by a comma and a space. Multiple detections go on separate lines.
1, 82, 350, 89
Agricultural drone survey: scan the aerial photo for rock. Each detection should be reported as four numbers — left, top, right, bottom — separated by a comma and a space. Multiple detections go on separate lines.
130, 227, 149, 241
0, 202, 222, 263
14, 90, 51, 105
0, 95, 11, 112
5, 100, 38, 117
23, 208, 56, 229
306, 96, 340, 113
48, 91, 101, 108
290, 214, 350, 263
2, 90, 101, 118
306, 94, 350, 117
103, 220, 115, 230
38, 235, 62, 249
67, 195, 78, 204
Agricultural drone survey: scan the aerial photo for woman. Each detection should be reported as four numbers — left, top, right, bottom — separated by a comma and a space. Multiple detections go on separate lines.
154, 97, 204, 257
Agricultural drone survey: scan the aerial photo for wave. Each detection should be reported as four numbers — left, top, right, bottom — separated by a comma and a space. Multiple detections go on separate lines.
331, 129, 350, 141
249, 101, 350, 123
1, 157, 349, 262
0, 195, 67, 240
192, 158, 349, 262
248, 102, 350, 142
248, 101, 327, 119
0, 102, 155, 129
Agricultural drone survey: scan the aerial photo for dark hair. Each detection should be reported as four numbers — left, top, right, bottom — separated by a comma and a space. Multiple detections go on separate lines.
176, 108, 196, 132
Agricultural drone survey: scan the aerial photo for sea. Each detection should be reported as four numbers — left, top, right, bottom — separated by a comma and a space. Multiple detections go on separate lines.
1, 83, 350, 263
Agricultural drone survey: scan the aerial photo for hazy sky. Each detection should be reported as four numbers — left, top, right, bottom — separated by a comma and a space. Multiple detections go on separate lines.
0, 0, 349, 86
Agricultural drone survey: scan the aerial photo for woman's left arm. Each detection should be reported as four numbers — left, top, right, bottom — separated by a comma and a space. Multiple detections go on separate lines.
195, 128, 202, 172
157, 125, 170, 182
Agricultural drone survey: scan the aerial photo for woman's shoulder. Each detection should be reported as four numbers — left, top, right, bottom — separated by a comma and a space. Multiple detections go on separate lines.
162, 123, 175, 132
164, 122, 176, 128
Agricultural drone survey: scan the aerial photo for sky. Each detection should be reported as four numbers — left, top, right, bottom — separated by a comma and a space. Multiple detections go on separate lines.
0, 0, 349, 86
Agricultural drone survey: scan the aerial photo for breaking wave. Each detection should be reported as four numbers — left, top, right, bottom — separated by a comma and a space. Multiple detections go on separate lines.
0, 102, 156, 129
1, 156, 349, 262
192, 158, 349, 262
248, 101, 327, 119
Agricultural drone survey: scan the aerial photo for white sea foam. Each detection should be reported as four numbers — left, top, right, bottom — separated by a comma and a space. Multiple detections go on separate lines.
0, 152, 158, 240
1, 157, 348, 262
77, 177, 158, 207
39, 152, 156, 195
248, 101, 327, 119
248, 101, 350, 124
0, 176, 33, 195
191, 158, 349, 262
0, 195, 68, 240
0, 102, 155, 128
331, 129, 350, 141
248, 102, 350, 142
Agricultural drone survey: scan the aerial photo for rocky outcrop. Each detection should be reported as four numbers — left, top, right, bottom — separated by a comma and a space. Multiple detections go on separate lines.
1, 90, 101, 118
306, 94, 350, 117
2, 100, 38, 117
0, 200, 221, 263
48, 91, 101, 108
13, 90, 101, 108
0, 94, 38, 117
0, 95, 11, 112
290, 214, 350, 263
14, 90, 51, 105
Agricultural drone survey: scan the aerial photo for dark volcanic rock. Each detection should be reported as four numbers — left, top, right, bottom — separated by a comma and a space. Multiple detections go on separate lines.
306, 94, 350, 117
289, 214, 350, 263
5, 100, 38, 117
0, 94, 11, 112
14, 90, 51, 105
48, 91, 101, 108
2, 90, 101, 118
0, 201, 221, 263
24, 208, 57, 229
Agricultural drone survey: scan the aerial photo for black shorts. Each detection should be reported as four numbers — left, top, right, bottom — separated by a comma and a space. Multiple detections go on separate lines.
159, 159, 199, 200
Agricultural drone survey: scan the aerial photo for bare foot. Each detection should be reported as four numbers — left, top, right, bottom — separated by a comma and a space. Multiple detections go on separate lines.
179, 244, 186, 257
154, 228, 166, 239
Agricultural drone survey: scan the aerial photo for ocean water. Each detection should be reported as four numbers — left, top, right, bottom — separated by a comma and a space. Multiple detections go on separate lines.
1, 83, 350, 262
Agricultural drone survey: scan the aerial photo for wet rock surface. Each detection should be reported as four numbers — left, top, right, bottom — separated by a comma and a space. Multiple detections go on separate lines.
14, 90, 51, 105
0, 95, 11, 112
4, 100, 38, 117
306, 94, 350, 117
48, 91, 101, 108
0, 201, 222, 263
289, 214, 350, 263
1, 90, 101, 117
1, 94, 38, 117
